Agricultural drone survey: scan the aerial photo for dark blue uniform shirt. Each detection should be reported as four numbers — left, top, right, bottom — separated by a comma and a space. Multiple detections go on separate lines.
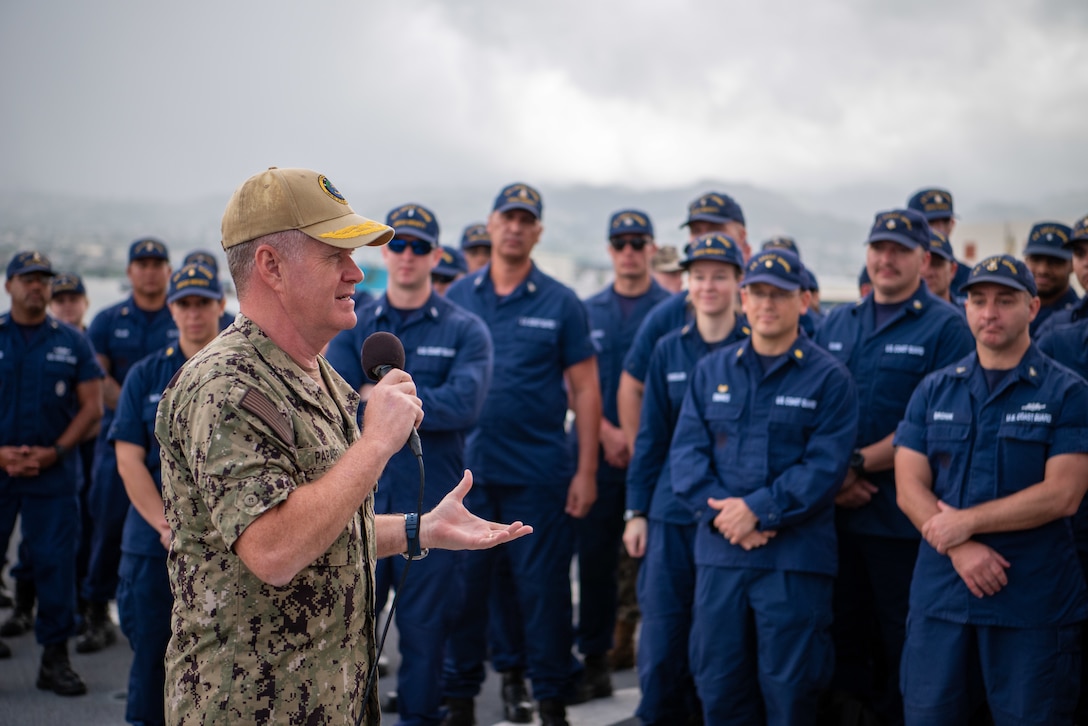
108, 345, 185, 557
88, 297, 178, 389
1030, 286, 1080, 339
0, 314, 103, 496
325, 292, 493, 511
626, 319, 748, 523
895, 346, 1088, 627
1034, 294, 1088, 339
622, 291, 694, 383
671, 336, 857, 575
447, 263, 596, 487
585, 280, 671, 481
814, 284, 973, 538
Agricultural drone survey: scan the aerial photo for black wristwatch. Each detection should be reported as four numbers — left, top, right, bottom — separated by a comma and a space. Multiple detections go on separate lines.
401, 512, 429, 560
623, 509, 646, 523
849, 449, 866, 477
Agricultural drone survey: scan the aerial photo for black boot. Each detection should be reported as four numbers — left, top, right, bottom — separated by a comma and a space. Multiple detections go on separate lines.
440, 697, 475, 726
0, 579, 35, 637
538, 698, 570, 726
581, 652, 613, 699
0, 637, 10, 659
501, 669, 534, 723
74, 600, 116, 653
37, 642, 87, 696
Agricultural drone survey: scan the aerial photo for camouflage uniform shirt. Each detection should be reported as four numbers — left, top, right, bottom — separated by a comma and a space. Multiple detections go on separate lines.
156, 314, 378, 725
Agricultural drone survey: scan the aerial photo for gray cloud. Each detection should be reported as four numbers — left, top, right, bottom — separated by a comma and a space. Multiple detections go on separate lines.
1, 0, 1086, 211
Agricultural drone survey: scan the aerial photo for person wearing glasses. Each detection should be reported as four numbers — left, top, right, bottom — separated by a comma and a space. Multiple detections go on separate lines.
325, 202, 493, 726
623, 233, 749, 724
671, 248, 858, 725
431, 245, 468, 296
443, 183, 601, 726
573, 210, 671, 699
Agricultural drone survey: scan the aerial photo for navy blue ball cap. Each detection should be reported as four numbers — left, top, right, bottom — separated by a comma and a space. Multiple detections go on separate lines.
680, 232, 745, 270
681, 191, 745, 228
962, 254, 1037, 297
183, 249, 220, 273
433, 246, 468, 278
1069, 214, 1088, 245
761, 236, 799, 257
1023, 221, 1073, 261
742, 249, 804, 290
800, 267, 819, 292
386, 203, 440, 247
493, 183, 543, 219
168, 263, 224, 304
7, 250, 55, 279
608, 209, 654, 239
51, 272, 86, 296
1067, 214, 1088, 246
129, 237, 170, 263
867, 209, 931, 251
928, 230, 955, 262
460, 223, 491, 250
907, 188, 955, 222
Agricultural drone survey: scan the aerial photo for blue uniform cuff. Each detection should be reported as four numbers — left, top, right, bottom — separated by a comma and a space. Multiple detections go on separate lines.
743, 489, 780, 531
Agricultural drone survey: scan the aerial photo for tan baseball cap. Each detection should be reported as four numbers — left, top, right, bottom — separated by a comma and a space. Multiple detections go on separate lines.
221, 167, 394, 250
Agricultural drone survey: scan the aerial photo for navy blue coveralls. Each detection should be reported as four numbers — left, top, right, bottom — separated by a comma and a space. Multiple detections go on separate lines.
575, 278, 670, 658
0, 313, 102, 645
85, 298, 176, 602
895, 347, 1088, 725
671, 336, 857, 725
326, 292, 493, 726
814, 283, 973, 723
443, 263, 597, 702
625, 319, 747, 724
108, 345, 185, 726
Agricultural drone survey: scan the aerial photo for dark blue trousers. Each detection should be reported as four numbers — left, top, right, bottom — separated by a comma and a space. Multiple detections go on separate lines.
83, 438, 128, 602
573, 473, 625, 655
117, 552, 171, 726
635, 519, 701, 725
443, 483, 575, 701
0, 491, 78, 644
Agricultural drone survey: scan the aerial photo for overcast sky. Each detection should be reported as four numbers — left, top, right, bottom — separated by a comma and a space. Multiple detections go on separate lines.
2, 0, 1086, 211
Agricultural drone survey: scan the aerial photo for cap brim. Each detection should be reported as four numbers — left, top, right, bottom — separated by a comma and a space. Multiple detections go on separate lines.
741, 273, 800, 290
867, 232, 922, 250
461, 240, 492, 250
1023, 246, 1072, 261
494, 202, 540, 219
303, 213, 395, 248
11, 265, 56, 277
961, 275, 1033, 295
168, 287, 224, 304
929, 248, 956, 262
680, 213, 732, 228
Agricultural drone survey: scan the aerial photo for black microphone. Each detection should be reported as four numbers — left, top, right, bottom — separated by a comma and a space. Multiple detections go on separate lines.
360, 332, 422, 457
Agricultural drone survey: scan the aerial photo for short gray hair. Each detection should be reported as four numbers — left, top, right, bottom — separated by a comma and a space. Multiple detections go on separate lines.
226, 229, 310, 300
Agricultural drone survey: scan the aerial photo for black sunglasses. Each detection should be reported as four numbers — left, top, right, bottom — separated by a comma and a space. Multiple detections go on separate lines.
388, 238, 433, 256
610, 236, 649, 251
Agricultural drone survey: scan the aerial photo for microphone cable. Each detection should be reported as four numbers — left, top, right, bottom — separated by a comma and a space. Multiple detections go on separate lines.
358, 440, 424, 726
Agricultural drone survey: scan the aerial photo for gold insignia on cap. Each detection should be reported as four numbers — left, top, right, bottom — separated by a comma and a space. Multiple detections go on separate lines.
318, 175, 348, 204
985, 258, 999, 271
887, 220, 896, 230
765, 260, 774, 268
321, 221, 389, 240
717, 384, 729, 393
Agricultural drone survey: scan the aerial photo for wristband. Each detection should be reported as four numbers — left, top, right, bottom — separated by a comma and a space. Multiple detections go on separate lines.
401, 512, 429, 560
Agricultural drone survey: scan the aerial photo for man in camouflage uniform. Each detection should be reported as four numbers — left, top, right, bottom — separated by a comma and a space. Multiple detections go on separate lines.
156, 167, 532, 725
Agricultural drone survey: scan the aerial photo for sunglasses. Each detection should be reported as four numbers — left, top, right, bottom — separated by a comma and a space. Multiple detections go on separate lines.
388, 238, 434, 256
610, 236, 649, 251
